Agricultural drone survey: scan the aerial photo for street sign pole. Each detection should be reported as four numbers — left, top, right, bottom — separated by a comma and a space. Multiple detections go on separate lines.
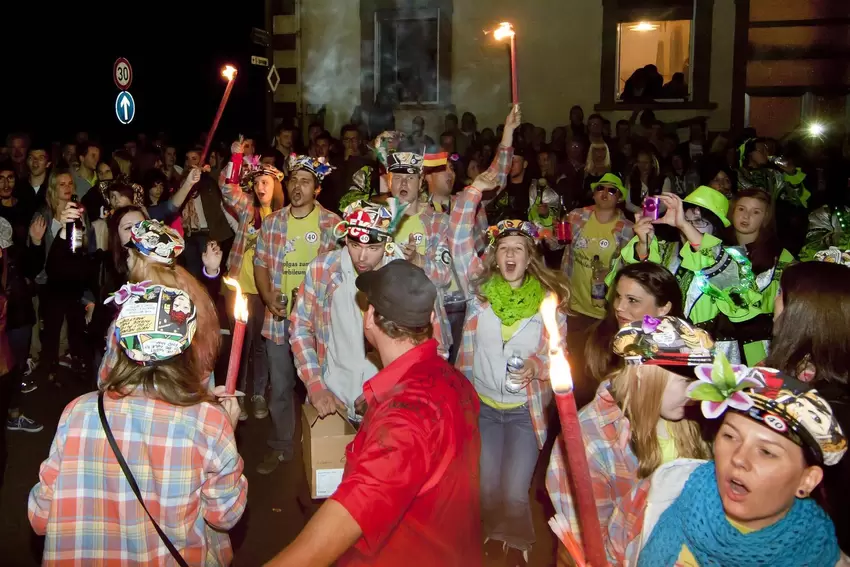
264, 0, 274, 144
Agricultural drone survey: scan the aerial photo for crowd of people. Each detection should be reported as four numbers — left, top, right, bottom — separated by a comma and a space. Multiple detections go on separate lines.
0, 98, 848, 567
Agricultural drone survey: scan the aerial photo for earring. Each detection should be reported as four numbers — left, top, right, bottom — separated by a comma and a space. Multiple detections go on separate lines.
797, 489, 808, 498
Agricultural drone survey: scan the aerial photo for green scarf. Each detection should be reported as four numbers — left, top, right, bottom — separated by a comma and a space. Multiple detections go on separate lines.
481, 275, 545, 326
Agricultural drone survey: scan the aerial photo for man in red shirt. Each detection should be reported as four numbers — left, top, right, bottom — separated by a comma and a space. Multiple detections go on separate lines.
266, 260, 481, 567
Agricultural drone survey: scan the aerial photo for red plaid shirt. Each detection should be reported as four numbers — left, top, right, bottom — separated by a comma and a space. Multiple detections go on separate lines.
254, 204, 342, 345
220, 181, 264, 279
28, 391, 247, 566
545, 381, 639, 563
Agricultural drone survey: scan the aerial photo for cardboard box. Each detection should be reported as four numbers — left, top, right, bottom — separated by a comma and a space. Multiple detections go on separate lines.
301, 404, 357, 499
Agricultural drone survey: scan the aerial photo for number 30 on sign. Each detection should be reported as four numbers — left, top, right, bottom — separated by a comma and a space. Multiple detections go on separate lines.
113, 57, 133, 90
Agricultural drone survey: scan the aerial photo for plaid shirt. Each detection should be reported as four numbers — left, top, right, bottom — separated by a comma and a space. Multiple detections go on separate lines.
454, 295, 567, 448
406, 206, 453, 347
289, 248, 450, 395
560, 207, 634, 279
220, 181, 262, 279
29, 391, 247, 566
254, 205, 342, 345
545, 381, 638, 562
449, 145, 514, 296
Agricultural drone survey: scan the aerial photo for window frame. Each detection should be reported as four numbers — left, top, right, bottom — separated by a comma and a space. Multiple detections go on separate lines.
360, 0, 453, 110
597, 0, 717, 110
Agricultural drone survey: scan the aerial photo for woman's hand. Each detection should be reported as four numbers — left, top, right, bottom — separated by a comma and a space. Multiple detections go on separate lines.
58, 201, 83, 225
29, 215, 47, 245
213, 385, 245, 430
633, 213, 654, 258
202, 240, 223, 276
654, 193, 685, 229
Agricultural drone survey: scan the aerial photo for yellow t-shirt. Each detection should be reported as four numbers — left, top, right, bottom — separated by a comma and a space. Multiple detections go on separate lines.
282, 207, 321, 314
569, 213, 618, 319
676, 517, 754, 565
658, 420, 680, 465
395, 211, 427, 256
479, 321, 527, 410
237, 206, 272, 295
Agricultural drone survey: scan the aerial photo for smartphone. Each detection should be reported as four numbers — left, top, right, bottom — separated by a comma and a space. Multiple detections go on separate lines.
642, 196, 660, 221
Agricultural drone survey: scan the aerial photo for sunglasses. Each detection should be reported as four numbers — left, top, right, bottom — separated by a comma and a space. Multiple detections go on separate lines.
594, 185, 619, 196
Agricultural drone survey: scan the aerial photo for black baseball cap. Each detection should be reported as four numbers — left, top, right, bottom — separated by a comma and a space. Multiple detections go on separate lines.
355, 259, 437, 327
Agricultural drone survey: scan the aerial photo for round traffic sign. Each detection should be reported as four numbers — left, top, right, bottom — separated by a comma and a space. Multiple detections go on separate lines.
115, 91, 136, 125
113, 57, 133, 90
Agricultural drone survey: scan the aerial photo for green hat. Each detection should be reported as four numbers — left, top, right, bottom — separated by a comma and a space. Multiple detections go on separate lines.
590, 173, 627, 200
683, 186, 731, 227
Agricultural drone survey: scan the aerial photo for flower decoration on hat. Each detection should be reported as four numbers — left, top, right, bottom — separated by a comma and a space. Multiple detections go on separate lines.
487, 219, 540, 246
111, 282, 198, 365
126, 219, 184, 264
240, 161, 284, 188
813, 246, 850, 267
287, 154, 334, 184
335, 198, 408, 245
613, 315, 715, 367
687, 352, 765, 419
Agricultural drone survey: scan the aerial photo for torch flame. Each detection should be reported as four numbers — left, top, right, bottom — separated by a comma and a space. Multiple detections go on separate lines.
222, 65, 237, 81
540, 293, 573, 394
493, 22, 515, 41
223, 277, 249, 323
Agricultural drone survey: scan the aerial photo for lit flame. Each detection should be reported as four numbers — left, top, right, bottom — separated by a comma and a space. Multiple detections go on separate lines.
222, 65, 237, 81
540, 293, 572, 393
223, 277, 249, 323
629, 21, 658, 32
493, 22, 515, 41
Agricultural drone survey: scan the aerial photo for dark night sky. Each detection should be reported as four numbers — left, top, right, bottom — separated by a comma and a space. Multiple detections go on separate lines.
3, 2, 270, 150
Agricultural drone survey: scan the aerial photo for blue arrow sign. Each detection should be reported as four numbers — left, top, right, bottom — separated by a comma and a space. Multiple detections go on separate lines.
115, 91, 136, 125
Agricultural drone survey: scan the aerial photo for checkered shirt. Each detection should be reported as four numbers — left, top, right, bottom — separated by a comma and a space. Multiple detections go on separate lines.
220, 181, 262, 279
254, 205, 342, 345
289, 248, 450, 395
454, 295, 567, 448
545, 380, 639, 563
28, 391, 247, 566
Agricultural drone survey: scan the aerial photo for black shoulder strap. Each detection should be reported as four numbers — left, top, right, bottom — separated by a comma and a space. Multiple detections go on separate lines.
98, 392, 189, 567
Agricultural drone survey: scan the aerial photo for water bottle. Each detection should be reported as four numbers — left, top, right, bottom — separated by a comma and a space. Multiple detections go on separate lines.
505, 354, 526, 394
273, 290, 288, 322
591, 254, 607, 309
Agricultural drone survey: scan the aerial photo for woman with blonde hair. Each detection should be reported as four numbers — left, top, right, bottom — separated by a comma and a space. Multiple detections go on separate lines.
455, 219, 570, 565
29, 282, 247, 565
547, 316, 713, 560
582, 141, 613, 205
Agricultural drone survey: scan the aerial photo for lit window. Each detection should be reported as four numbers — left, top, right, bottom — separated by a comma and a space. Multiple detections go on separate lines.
617, 20, 692, 101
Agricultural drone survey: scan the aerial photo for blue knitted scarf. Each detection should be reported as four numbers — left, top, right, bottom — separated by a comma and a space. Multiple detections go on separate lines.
638, 462, 839, 567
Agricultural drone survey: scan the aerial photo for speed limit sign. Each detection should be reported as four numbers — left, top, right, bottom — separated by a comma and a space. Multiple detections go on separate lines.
113, 57, 133, 90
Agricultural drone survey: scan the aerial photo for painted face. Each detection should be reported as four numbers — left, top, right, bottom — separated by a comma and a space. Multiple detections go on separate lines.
390, 173, 421, 204
346, 239, 385, 273
685, 207, 714, 235
613, 276, 671, 329
495, 235, 530, 287
732, 196, 767, 237
713, 412, 815, 531
659, 370, 693, 421
286, 171, 316, 208
118, 211, 146, 246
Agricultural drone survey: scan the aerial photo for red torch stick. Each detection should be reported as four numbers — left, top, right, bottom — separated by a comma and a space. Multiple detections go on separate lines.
493, 22, 518, 105
200, 65, 238, 166
540, 294, 608, 567
223, 277, 249, 395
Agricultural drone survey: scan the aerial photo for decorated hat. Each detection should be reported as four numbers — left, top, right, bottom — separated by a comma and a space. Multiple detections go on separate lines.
126, 219, 184, 264
336, 198, 407, 244
613, 315, 715, 369
487, 219, 540, 246
241, 158, 284, 187
0, 217, 12, 249
688, 356, 847, 466
813, 246, 850, 267
386, 151, 424, 175
106, 281, 197, 365
287, 154, 334, 184
683, 185, 731, 227
590, 173, 627, 200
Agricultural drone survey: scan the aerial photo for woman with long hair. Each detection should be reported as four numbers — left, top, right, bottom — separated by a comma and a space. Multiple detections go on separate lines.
767, 260, 850, 552
607, 368, 847, 566
547, 316, 713, 557
219, 141, 285, 420
585, 262, 683, 383
455, 219, 570, 565
626, 148, 671, 215
29, 282, 247, 565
